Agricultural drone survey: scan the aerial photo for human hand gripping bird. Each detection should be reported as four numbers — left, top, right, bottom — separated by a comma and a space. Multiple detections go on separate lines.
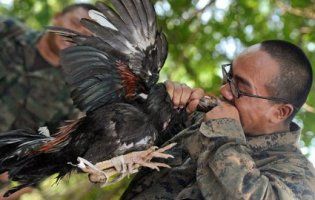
0, 0, 219, 196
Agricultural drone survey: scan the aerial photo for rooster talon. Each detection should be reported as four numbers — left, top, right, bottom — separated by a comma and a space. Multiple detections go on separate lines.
157, 143, 177, 153
150, 152, 174, 159
81, 144, 176, 185
74, 157, 110, 183
77, 157, 101, 172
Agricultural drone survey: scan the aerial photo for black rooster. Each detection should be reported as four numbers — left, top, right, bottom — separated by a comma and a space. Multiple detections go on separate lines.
0, 0, 218, 197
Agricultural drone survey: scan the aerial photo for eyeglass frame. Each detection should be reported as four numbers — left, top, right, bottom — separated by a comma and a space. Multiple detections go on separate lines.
221, 63, 298, 110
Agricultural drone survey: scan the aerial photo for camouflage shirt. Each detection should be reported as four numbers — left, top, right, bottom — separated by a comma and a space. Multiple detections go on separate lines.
123, 113, 315, 200
0, 17, 78, 132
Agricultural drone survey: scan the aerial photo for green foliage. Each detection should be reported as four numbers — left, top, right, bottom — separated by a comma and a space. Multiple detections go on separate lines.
1, 0, 315, 199
16, 174, 132, 200
1, 0, 69, 29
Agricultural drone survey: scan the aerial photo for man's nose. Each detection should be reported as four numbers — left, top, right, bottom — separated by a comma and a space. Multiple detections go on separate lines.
220, 83, 234, 101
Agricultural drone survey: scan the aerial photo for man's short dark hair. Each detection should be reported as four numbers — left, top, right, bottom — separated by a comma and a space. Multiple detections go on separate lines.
61, 3, 98, 15
260, 40, 313, 121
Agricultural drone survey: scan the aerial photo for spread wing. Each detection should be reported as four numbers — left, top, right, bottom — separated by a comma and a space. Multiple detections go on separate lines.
48, 0, 168, 113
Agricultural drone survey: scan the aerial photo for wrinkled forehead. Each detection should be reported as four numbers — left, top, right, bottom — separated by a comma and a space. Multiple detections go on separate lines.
232, 44, 280, 87
233, 44, 279, 71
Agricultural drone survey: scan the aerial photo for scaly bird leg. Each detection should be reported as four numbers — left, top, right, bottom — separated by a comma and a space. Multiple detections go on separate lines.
78, 143, 177, 186
96, 143, 176, 172
73, 157, 109, 183
117, 143, 176, 171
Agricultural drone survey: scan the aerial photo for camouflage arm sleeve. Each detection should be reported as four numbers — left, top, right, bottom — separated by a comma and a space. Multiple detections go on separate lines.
0, 17, 25, 36
0, 17, 45, 131
0, 17, 33, 73
196, 119, 297, 200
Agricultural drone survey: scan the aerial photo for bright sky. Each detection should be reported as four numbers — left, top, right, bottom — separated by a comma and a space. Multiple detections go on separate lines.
0, 0, 13, 7
74, 0, 90, 2
0, 0, 89, 7
1, 0, 13, 4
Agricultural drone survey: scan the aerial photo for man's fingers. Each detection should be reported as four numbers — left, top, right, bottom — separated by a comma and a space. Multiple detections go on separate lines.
186, 88, 205, 113
180, 85, 192, 108
168, 82, 193, 108
189, 88, 205, 101
186, 99, 200, 113
172, 83, 183, 108
165, 80, 175, 100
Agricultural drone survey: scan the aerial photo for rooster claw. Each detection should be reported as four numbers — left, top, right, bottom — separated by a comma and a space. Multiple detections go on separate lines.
76, 143, 177, 185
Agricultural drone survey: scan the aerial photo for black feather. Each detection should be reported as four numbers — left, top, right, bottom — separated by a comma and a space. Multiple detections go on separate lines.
95, 2, 136, 44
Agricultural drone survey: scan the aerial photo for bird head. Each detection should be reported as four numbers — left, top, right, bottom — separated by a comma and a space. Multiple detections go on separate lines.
138, 43, 165, 90
141, 70, 159, 90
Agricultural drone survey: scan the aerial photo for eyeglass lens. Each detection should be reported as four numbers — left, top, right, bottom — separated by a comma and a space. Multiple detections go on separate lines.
223, 65, 239, 98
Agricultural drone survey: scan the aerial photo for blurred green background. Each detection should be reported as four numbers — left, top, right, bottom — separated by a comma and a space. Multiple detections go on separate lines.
0, 0, 314, 199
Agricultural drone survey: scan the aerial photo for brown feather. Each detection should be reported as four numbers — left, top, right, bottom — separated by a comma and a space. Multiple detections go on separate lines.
37, 118, 83, 153
116, 61, 139, 99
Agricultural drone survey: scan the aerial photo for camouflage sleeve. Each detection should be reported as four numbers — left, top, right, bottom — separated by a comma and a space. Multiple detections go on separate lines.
0, 17, 25, 37
0, 17, 44, 132
0, 17, 25, 81
0, 17, 39, 74
196, 118, 298, 200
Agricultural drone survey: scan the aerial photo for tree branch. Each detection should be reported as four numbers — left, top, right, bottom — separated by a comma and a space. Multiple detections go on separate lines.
276, 0, 315, 19
303, 103, 315, 114
186, 0, 216, 23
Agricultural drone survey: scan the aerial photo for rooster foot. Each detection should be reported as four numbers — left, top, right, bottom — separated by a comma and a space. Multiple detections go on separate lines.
76, 143, 176, 186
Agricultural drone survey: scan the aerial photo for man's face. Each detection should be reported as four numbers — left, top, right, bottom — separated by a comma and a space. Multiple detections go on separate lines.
52, 7, 91, 50
220, 45, 281, 135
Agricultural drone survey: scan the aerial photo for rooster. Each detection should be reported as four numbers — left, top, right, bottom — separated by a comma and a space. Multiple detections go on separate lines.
0, 0, 218, 197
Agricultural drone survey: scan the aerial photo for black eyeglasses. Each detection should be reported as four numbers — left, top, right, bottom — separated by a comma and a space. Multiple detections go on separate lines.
221, 63, 297, 109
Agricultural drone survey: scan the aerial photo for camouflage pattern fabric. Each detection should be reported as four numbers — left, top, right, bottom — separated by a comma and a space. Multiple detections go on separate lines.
123, 113, 315, 200
0, 17, 79, 132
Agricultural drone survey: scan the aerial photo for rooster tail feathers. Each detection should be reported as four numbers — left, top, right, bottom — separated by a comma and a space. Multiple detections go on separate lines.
0, 118, 84, 197
0, 129, 53, 166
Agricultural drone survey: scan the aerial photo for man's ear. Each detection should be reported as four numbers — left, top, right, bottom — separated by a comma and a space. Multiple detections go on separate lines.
270, 104, 294, 123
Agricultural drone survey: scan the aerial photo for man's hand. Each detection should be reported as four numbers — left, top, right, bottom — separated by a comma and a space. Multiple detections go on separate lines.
165, 81, 205, 114
204, 101, 241, 122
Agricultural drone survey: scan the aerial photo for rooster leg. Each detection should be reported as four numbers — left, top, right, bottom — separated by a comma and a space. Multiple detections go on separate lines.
75, 157, 126, 184
86, 157, 133, 187
97, 143, 176, 173
75, 157, 109, 183
120, 143, 177, 172
80, 143, 176, 185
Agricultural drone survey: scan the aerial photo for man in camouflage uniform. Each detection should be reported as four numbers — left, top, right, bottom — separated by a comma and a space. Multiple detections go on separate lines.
122, 40, 315, 199
0, 3, 97, 132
